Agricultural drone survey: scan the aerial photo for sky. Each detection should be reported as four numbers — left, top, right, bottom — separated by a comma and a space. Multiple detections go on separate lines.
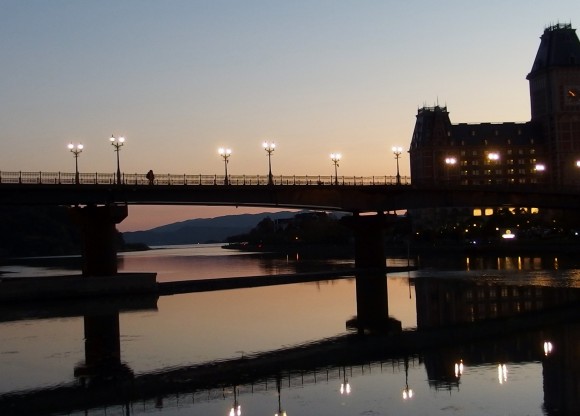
1, 1, 579, 231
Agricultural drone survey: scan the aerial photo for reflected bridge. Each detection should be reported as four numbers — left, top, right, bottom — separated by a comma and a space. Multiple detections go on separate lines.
1, 276, 580, 415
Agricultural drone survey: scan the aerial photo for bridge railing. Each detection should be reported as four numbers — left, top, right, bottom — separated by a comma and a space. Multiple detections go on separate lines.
0, 171, 411, 186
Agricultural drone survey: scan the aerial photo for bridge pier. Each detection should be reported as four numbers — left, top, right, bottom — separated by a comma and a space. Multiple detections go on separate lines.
346, 272, 402, 334
69, 204, 128, 276
348, 212, 387, 269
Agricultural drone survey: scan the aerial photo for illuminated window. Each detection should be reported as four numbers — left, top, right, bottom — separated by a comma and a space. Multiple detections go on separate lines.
485, 208, 494, 215
473, 209, 482, 216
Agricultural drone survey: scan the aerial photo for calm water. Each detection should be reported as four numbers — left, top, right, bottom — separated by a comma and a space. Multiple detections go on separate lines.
1, 245, 580, 415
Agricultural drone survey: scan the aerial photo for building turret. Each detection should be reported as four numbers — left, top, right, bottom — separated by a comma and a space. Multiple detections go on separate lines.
409, 106, 453, 186
527, 23, 580, 186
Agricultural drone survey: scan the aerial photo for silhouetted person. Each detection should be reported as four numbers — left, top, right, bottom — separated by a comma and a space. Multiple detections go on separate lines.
146, 170, 155, 185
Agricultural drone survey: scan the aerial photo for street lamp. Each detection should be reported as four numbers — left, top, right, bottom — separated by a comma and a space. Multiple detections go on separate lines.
109, 135, 125, 184
392, 146, 403, 185
218, 147, 232, 185
340, 366, 351, 395
330, 153, 341, 185
402, 357, 413, 400
445, 156, 457, 183
67, 143, 84, 184
229, 386, 241, 416
275, 376, 287, 416
263, 141, 276, 185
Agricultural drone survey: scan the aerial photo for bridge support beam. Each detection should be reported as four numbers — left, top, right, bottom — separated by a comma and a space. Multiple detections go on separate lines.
70, 204, 128, 277
350, 212, 386, 269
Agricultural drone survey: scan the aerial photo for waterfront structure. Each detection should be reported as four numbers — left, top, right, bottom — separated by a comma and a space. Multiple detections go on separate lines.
409, 23, 580, 187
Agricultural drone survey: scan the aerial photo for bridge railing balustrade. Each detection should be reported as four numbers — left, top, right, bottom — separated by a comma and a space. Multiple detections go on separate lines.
0, 171, 411, 186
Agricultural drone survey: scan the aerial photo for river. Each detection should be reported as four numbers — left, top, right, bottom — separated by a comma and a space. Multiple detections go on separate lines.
1, 244, 580, 415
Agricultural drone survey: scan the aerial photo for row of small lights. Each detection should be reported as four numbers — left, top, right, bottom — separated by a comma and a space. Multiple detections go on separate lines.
441, 151, 580, 173
67, 137, 406, 185
223, 340, 555, 414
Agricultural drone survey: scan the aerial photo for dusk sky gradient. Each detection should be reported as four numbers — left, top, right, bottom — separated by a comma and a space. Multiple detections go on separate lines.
1, 1, 578, 231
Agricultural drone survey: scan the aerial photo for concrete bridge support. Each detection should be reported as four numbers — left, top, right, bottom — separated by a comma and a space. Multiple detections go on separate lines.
74, 311, 133, 385
346, 272, 402, 334
349, 212, 387, 269
69, 204, 128, 276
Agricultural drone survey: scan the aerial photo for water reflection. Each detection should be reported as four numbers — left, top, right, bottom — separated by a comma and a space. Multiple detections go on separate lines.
2, 272, 580, 415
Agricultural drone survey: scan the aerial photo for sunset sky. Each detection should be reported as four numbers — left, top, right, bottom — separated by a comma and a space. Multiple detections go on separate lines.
2, 1, 578, 231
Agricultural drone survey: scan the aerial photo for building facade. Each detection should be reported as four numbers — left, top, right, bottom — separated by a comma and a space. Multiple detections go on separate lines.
410, 23, 580, 187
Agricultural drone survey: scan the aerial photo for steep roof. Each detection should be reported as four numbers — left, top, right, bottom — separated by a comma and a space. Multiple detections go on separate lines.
527, 23, 580, 79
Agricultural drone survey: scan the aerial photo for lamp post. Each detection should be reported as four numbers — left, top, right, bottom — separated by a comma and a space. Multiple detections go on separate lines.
392, 146, 403, 185
263, 141, 276, 185
330, 153, 341, 185
229, 386, 241, 416
402, 356, 413, 400
445, 156, 457, 183
340, 366, 351, 396
275, 376, 287, 416
109, 135, 125, 185
218, 147, 232, 185
67, 143, 84, 184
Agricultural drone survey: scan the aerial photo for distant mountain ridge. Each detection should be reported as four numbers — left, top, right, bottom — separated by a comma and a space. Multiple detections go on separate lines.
122, 211, 301, 246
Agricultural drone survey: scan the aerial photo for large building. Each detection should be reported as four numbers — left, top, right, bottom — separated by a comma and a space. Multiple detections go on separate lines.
409, 23, 580, 187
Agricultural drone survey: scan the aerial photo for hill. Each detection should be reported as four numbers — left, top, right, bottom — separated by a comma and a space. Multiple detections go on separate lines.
122, 211, 301, 246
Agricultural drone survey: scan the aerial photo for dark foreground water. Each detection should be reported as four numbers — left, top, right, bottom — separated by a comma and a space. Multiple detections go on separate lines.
1, 244, 580, 415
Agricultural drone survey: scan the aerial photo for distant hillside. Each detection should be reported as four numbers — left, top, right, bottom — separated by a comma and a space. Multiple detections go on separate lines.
122, 211, 301, 246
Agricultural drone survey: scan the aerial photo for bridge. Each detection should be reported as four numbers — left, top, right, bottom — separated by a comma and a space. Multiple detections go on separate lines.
3, 170, 580, 277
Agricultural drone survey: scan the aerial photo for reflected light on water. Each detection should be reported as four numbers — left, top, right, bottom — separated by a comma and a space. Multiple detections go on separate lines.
498, 364, 508, 384
229, 405, 241, 416
544, 341, 554, 356
454, 360, 464, 378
